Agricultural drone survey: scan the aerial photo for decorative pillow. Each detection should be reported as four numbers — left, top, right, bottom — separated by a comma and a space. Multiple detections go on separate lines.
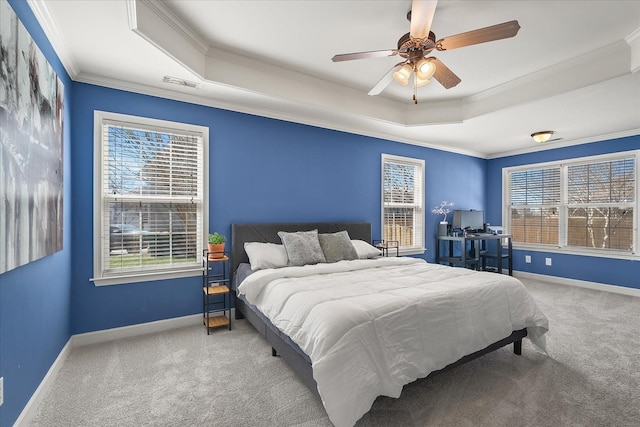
278, 229, 326, 266
318, 231, 358, 263
244, 242, 289, 271
350, 239, 382, 259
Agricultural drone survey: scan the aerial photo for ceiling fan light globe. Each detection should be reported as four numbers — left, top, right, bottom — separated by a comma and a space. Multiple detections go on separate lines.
416, 59, 436, 80
415, 75, 431, 87
393, 64, 413, 86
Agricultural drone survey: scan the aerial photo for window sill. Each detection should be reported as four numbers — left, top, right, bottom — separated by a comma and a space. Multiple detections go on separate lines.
399, 248, 426, 256
512, 244, 638, 261
91, 267, 202, 286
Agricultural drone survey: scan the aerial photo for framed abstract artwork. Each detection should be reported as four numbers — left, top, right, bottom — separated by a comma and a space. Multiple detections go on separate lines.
1, 0, 64, 274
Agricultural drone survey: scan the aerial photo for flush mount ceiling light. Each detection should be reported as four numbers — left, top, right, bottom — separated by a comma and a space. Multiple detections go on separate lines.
531, 131, 555, 143
162, 76, 198, 88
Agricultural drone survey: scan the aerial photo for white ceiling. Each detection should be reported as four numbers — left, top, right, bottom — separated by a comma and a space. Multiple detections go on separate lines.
30, 0, 640, 158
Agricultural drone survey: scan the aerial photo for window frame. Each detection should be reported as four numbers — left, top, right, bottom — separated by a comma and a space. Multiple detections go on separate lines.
92, 111, 209, 286
381, 154, 425, 255
502, 150, 639, 259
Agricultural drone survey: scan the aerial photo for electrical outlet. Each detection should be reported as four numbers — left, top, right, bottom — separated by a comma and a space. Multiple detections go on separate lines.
525, 255, 531, 263
545, 257, 552, 266
0, 376, 4, 406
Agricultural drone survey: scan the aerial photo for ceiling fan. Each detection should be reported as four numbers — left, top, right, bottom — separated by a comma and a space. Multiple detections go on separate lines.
331, 0, 520, 104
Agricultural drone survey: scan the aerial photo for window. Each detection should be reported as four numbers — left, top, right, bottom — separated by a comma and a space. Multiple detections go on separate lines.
504, 151, 638, 256
93, 112, 208, 285
381, 154, 425, 254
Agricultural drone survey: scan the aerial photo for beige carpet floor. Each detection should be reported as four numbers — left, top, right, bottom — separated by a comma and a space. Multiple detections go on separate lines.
26, 278, 640, 426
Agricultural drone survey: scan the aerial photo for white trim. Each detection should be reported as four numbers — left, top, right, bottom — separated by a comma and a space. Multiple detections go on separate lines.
488, 129, 640, 160
503, 149, 639, 173
26, 0, 80, 78
381, 154, 425, 254
132, 0, 209, 55
514, 271, 640, 298
510, 244, 640, 261
72, 314, 201, 347
70, 71, 639, 162
13, 340, 73, 427
503, 150, 639, 257
92, 267, 202, 286
92, 111, 209, 285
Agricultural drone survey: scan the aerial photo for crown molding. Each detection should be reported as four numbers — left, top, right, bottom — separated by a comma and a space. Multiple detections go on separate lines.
130, 9, 635, 131
27, 0, 79, 78
487, 128, 640, 159
467, 40, 631, 118
625, 26, 640, 73
74, 71, 486, 158
127, 0, 208, 55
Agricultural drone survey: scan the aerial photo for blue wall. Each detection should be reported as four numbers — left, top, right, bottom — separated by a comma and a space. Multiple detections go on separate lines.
0, 1, 73, 426
0, 4, 484, 422
486, 135, 640, 289
4, 1, 636, 425
69, 83, 487, 335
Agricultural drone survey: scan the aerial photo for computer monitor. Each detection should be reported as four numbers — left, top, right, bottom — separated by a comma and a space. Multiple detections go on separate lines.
452, 210, 484, 231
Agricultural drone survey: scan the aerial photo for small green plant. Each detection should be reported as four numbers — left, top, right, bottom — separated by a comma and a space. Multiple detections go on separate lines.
208, 232, 226, 244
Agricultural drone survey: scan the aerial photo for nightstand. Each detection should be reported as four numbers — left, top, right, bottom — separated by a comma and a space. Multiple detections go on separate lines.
372, 240, 399, 257
202, 251, 231, 334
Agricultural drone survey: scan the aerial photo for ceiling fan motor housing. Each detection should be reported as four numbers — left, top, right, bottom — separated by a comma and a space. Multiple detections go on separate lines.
397, 31, 436, 59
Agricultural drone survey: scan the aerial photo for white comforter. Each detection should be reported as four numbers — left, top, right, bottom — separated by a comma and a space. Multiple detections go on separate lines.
238, 257, 548, 427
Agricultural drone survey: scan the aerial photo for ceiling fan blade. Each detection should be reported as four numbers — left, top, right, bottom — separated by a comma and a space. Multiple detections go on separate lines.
436, 20, 521, 51
332, 49, 398, 62
410, 0, 438, 39
430, 57, 461, 89
368, 63, 404, 96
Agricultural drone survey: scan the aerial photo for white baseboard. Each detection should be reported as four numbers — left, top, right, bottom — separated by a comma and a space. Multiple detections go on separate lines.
514, 271, 640, 298
13, 340, 73, 427
15, 313, 202, 426
72, 313, 201, 347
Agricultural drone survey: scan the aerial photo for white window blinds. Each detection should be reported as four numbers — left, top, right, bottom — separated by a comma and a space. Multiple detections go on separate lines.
382, 154, 424, 253
509, 167, 561, 245
94, 112, 207, 284
565, 158, 635, 251
505, 152, 637, 255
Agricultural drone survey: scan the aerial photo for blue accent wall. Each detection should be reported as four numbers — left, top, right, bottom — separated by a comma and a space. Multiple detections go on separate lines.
5, 1, 636, 425
486, 135, 640, 289
0, 1, 73, 425
69, 83, 487, 336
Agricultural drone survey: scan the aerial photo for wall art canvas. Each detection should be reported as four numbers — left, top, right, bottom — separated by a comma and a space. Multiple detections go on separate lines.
1, 0, 64, 274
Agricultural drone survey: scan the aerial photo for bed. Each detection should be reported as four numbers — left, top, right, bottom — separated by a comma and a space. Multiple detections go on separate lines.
231, 222, 548, 427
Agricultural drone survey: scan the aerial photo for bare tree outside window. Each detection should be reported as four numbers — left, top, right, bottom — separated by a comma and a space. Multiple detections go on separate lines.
566, 159, 634, 251
94, 112, 207, 284
506, 154, 636, 254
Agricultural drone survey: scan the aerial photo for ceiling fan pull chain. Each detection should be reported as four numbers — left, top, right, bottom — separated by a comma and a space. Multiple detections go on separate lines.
413, 64, 419, 104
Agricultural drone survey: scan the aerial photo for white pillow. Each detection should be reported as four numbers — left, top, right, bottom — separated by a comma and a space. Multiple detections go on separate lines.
350, 240, 382, 259
244, 242, 289, 271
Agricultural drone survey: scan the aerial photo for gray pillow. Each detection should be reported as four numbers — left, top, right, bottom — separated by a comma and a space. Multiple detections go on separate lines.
318, 231, 358, 263
278, 229, 326, 266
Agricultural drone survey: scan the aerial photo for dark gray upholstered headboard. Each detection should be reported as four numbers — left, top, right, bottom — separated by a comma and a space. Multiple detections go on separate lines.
231, 222, 372, 273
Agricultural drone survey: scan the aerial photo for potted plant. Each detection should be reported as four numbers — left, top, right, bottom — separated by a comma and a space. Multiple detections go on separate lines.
208, 232, 226, 259
432, 201, 455, 236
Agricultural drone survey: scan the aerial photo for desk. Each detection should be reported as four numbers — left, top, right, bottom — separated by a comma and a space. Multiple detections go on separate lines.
435, 234, 513, 275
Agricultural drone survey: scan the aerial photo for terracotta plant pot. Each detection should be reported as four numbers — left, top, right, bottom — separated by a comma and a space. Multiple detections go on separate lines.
208, 243, 225, 259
